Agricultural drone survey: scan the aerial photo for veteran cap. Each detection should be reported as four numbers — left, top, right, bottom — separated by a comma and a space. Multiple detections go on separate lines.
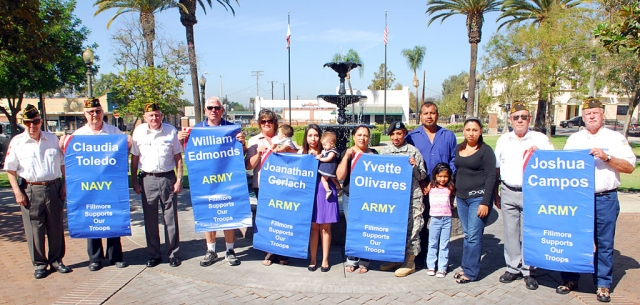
510, 101, 528, 114
387, 121, 407, 134
22, 104, 40, 120
582, 97, 604, 110
144, 102, 161, 112
84, 98, 101, 109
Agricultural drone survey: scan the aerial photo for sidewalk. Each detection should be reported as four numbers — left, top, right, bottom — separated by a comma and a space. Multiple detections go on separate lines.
1, 187, 638, 305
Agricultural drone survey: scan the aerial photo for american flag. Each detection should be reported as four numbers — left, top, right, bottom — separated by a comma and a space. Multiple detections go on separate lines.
286, 24, 291, 49
383, 25, 388, 45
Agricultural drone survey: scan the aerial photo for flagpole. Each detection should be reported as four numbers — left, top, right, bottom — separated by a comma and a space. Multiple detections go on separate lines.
383, 11, 388, 134
287, 12, 292, 125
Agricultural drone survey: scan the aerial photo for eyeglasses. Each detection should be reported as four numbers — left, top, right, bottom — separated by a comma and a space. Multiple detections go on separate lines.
206, 106, 223, 111
511, 114, 530, 121
24, 119, 42, 127
260, 119, 274, 124
85, 109, 103, 116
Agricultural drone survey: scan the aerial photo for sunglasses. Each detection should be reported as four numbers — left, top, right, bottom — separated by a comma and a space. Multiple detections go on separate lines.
86, 109, 103, 116
260, 119, 274, 124
206, 106, 223, 111
24, 119, 42, 126
511, 114, 530, 121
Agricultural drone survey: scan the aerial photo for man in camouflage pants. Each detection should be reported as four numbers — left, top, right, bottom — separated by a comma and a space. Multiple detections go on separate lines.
379, 122, 427, 277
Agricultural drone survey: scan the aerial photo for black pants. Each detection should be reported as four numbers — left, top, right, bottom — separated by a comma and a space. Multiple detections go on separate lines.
414, 195, 430, 269
88, 237, 123, 263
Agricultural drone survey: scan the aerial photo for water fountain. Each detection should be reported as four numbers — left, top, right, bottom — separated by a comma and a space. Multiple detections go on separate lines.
317, 62, 370, 152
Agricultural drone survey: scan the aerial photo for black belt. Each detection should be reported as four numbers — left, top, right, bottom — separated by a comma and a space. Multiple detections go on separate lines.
596, 189, 617, 197
502, 183, 522, 192
25, 179, 58, 186
142, 171, 174, 177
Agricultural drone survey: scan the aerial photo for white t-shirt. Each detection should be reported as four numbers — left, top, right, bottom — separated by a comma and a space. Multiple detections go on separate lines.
495, 130, 554, 187
3, 131, 63, 182
131, 123, 182, 173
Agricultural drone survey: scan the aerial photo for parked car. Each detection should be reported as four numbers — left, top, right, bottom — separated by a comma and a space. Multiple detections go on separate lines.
560, 116, 584, 128
0, 122, 25, 167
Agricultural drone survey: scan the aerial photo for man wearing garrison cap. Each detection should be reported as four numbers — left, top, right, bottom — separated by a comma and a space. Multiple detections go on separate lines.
130, 102, 184, 267
3, 104, 71, 279
494, 101, 554, 290
558, 97, 636, 302
61, 98, 130, 271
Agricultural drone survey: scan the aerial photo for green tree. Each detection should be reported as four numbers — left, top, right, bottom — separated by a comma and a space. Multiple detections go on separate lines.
93, 0, 183, 67
368, 64, 396, 90
401, 46, 427, 115
426, 0, 503, 117
111, 67, 186, 125
497, 0, 581, 30
93, 72, 120, 96
0, 0, 90, 137
178, 0, 238, 123
332, 49, 365, 95
438, 71, 469, 117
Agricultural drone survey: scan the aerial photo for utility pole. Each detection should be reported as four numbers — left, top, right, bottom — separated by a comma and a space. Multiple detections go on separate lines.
282, 83, 286, 100
268, 81, 278, 100
251, 70, 263, 98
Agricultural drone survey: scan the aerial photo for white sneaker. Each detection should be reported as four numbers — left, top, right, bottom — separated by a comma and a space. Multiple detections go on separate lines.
436, 271, 446, 278
426, 269, 436, 276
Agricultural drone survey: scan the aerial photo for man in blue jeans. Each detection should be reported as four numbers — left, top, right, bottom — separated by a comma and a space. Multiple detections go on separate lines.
560, 98, 636, 303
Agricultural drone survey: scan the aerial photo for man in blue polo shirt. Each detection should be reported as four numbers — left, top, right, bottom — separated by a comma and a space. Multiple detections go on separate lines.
405, 101, 457, 270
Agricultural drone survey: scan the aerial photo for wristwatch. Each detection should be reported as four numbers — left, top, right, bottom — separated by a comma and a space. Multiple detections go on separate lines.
604, 154, 611, 162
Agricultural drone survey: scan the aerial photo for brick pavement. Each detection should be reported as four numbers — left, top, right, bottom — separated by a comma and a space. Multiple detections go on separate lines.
1, 187, 639, 305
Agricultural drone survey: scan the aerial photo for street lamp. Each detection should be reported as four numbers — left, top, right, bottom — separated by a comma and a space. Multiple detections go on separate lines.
413, 75, 420, 117
199, 75, 206, 122
588, 37, 598, 97
82, 47, 94, 98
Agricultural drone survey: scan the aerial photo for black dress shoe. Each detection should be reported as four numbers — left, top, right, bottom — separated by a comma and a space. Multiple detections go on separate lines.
499, 271, 521, 283
34, 269, 48, 279
169, 257, 181, 267
51, 263, 72, 274
524, 276, 539, 290
112, 261, 128, 268
88, 262, 102, 271
321, 266, 330, 272
307, 265, 317, 272
147, 258, 161, 267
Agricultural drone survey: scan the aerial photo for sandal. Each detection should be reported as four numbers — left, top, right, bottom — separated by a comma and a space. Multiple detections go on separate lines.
456, 275, 471, 284
357, 265, 369, 274
453, 272, 465, 279
596, 287, 611, 302
556, 281, 578, 295
345, 265, 356, 273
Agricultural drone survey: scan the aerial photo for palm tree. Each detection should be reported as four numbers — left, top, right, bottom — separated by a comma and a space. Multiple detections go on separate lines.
332, 49, 364, 95
497, 0, 581, 30
179, 0, 237, 122
94, 0, 183, 67
401, 46, 427, 115
426, 0, 503, 117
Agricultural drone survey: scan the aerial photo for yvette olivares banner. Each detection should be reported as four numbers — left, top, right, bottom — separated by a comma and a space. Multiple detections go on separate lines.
184, 126, 252, 233
523, 149, 594, 273
345, 153, 412, 262
254, 152, 318, 259
65, 135, 131, 238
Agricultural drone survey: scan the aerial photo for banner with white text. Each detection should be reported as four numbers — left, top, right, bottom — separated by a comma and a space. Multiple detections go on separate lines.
345, 153, 412, 262
65, 135, 131, 238
254, 152, 318, 259
185, 126, 252, 233
523, 149, 594, 273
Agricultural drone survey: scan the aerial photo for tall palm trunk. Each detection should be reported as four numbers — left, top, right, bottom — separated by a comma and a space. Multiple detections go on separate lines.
180, 0, 201, 122
140, 11, 155, 67
466, 13, 482, 118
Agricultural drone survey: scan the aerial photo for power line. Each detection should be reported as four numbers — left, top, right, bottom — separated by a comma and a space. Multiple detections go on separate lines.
251, 70, 264, 97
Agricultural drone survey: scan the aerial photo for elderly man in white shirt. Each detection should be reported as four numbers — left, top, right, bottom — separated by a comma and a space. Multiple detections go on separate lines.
131, 102, 184, 268
4, 104, 70, 279
494, 101, 554, 290
557, 97, 636, 303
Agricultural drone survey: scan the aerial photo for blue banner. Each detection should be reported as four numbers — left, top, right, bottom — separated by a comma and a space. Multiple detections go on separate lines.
65, 135, 131, 238
184, 126, 252, 233
254, 152, 318, 259
345, 153, 412, 262
523, 150, 594, 273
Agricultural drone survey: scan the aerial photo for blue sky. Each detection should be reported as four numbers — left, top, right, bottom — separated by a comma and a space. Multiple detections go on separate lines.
74, 0, 503, 107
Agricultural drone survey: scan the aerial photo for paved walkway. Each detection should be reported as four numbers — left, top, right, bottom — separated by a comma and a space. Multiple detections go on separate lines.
1, 187, 639, 305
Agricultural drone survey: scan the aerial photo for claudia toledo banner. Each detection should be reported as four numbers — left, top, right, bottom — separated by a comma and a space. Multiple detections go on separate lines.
254, 152, 318, 259
523, 149, 594, 273
345, 153, 412, 262
184, 126, 252, 232
65, 135, 131, 238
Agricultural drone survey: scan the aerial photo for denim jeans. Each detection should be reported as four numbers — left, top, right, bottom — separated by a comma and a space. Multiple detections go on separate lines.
426, 216, 452, 272
561, 191, 620, 288
342, 195, 369, 268
457, 196, 490, 281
